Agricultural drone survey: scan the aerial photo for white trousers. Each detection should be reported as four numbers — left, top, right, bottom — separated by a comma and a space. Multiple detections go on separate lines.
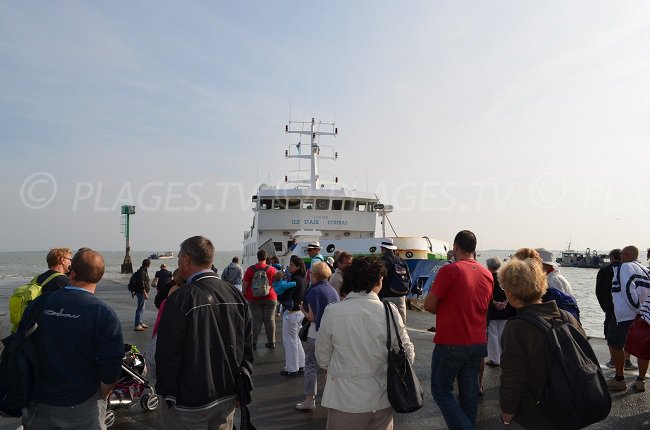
487, 319, 508, 364
283, 311, 305, 373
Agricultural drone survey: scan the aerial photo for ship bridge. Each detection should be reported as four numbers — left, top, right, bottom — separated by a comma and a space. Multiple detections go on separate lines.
243, 185, 380, 261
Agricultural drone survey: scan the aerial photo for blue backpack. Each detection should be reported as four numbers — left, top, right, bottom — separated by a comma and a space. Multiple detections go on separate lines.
543, 287, 580, 321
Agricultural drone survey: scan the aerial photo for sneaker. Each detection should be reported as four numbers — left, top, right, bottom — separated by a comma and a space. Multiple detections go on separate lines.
624, 360, 638, 371
140, 323, 149, 329
633, 380, 646, 392
607, 377, 627, 392
280, 370, 299, 376
485, 360, 500, 368
427, 326, 436, 333
134, 325, 145, 332
295, 399, 316, 411
265, 342, 276, 349
605, 359, 615, 368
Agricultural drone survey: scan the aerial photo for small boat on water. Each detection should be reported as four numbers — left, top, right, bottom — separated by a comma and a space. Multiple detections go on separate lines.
555, 244, 608, 268
149, 252, 174, 260
242, 117, 450, 292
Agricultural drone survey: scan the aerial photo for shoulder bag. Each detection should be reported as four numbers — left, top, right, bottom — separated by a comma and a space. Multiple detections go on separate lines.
298, 317, 311, 342
384, 301, 423, 413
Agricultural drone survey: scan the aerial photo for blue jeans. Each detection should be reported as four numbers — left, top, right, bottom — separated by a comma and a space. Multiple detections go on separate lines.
134, 292, 145, 327
431, 343, 487, 430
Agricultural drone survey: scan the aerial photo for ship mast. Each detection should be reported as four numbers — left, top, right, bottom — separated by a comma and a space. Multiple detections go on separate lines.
285, 118, 338, 189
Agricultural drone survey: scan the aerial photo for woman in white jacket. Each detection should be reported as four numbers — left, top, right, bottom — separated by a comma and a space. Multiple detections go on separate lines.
316, 256, 415, 429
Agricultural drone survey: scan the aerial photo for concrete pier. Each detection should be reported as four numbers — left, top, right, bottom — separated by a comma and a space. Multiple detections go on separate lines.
1, 279, 649, 429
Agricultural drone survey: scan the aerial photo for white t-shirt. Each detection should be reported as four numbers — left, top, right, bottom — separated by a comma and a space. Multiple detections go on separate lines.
547, 270, 573, 296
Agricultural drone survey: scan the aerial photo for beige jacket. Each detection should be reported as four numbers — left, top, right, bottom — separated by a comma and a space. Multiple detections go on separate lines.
329, 268, 344, 297
316, 291, 415, 413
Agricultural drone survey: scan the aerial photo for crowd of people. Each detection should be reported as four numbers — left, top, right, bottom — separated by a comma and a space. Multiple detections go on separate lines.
10, 232, 650, 429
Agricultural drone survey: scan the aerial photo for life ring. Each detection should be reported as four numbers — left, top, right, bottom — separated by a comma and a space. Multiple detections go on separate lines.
369, 246, 377, 253
405, 251, 414, 258
326, 244, 336, 253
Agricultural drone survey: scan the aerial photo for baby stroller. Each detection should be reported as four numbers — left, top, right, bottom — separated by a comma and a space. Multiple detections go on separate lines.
104, 344, 159, 428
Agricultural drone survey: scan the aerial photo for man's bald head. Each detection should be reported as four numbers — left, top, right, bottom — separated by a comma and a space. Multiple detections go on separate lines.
621, 246, 639, 263
70, 249, 105, 284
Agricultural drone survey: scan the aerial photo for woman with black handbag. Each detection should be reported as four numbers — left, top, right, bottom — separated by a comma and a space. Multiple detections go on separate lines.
316, 256, 415, 429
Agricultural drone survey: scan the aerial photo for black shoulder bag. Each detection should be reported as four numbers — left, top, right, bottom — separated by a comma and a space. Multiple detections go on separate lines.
383, 301, 423, 413
0, 295, 49, 417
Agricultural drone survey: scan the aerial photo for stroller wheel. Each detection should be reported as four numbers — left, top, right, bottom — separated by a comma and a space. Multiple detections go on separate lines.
141, 393, 160, 411
104, 409, 116, 428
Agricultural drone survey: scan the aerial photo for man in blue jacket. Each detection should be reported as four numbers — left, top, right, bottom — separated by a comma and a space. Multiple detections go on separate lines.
21, 249, 123, 430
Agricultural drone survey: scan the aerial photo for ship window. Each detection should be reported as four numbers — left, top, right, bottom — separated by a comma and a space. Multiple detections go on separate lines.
259, 199, 272, 210
274, 241, 283, 251
332, 200, 343, 210
356, 201, 366, 212
344, 200, 354, 211
288, 199, 300, 209
273, 199, 287, 210
302, 199, 314, 210
316, 199, 329, 210
367, 203, 375, 212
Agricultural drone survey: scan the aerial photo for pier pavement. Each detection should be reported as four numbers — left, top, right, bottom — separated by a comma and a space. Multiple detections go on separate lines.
1, 279, 649, 429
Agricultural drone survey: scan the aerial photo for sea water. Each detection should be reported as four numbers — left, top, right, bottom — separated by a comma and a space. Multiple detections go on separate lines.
0, 250, 607, 338
478, 251, 605, 338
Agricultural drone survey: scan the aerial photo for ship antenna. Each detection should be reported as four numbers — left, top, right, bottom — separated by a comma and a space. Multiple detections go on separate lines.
374, 193, 398, 237
286, 117, 337, 189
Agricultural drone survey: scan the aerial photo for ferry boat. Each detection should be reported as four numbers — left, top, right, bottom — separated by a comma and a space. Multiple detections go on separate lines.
149, 251, 174, 260
242, 118, 450, 292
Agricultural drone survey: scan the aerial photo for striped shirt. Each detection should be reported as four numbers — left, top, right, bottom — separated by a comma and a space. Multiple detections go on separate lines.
640, 295, 650, 324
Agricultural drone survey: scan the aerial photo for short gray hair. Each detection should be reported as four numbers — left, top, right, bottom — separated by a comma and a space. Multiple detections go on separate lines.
179, 236, 214, 267
486, 257, 501, 271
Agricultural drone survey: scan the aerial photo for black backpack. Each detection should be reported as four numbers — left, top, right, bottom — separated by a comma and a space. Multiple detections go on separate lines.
0, 297, 47, 417
514, 310, 611, 430
127, 271, 138, 293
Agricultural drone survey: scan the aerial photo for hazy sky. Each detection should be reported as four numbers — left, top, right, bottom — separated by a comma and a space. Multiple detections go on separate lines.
2, 1, 650, 253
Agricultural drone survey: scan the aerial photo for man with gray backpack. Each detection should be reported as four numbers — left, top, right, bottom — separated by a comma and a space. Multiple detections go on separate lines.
242, 250, 278, 350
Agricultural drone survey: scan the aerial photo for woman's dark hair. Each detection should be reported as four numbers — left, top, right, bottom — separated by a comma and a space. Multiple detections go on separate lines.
289, 255, 307, 277
341, 256, 386, 295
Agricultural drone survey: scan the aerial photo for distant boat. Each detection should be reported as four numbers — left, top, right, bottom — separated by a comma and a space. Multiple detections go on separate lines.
556, 244, 607, 269
149, 251, 174, 260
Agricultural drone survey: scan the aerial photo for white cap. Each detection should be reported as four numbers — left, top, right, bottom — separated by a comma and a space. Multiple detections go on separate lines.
536, 248, 558, 267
